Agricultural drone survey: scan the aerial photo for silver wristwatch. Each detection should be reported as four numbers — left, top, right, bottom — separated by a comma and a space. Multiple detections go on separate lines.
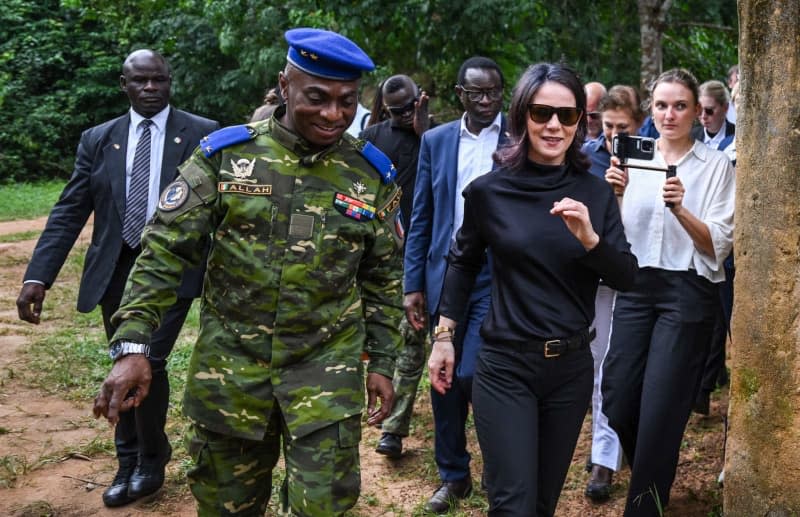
108, 341, 151, 361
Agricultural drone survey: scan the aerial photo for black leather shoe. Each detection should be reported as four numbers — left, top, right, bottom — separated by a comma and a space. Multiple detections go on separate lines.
585, 464, 613, 502
375, 432, 403, 458
693, 390, 711, 416
102, 463, 136, 507
127, 444, 172, 499
425, 478, 473, 514
717, 368, 729, 387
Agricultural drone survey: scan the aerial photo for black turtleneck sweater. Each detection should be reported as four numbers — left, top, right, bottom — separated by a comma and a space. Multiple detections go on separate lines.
438, 160, 638, 342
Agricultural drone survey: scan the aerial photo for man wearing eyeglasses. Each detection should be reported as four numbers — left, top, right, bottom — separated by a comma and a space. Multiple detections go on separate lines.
404, 56, 508, 514
584, 81, 607, 141
360, 74, 435, 461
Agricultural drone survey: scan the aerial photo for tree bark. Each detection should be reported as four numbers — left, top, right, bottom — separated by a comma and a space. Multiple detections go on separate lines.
725, 0, 800, 515
637, 0, 672, 92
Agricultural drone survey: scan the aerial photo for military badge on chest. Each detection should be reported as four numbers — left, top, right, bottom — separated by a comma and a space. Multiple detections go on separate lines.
334, 193, 376, 221
331, 179, 379, 221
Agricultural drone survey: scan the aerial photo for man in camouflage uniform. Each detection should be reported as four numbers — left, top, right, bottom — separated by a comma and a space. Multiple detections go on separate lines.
93, 28, 403, 516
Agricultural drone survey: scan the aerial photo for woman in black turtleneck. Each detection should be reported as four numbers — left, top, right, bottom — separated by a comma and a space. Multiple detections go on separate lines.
428, 63, 638, 517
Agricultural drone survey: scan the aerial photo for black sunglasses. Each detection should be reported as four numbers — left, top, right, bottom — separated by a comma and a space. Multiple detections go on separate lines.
527, 104, 582, 126
385, 98, 418, 116
586, 111, 601, 120
702, 107, 716, 116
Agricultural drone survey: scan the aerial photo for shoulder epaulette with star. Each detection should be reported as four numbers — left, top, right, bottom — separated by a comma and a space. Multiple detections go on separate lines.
200, 125, 257, 158
343, 132, 397, 184
359, 141, 397, 184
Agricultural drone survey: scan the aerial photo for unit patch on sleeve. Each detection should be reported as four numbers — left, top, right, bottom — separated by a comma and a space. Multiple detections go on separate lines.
158, 179, 190, 211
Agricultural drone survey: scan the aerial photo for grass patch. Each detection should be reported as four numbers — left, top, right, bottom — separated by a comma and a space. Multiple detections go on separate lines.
9, 500, 55, 517
23, 321, 110, 401
0, 454, 29, 488
0, 180, 66, 222
0, 230, 41, 243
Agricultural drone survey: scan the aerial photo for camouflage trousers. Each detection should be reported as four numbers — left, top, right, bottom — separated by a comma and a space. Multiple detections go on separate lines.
380, 318, 430, 436
186, 409, 361, 516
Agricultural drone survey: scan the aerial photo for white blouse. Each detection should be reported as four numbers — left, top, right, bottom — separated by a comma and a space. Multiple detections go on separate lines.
621, 140, 735, 283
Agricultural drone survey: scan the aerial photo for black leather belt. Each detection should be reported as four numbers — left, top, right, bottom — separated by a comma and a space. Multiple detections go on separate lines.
532, 328, 596, 358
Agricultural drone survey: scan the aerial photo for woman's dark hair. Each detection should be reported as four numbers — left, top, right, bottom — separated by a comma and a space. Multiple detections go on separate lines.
365, 78, 389, 127
494, 62, 589, 172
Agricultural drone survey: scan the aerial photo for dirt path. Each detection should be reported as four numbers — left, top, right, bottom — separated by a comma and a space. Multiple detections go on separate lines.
0, 218, 726, 516
0, 219, 195, 516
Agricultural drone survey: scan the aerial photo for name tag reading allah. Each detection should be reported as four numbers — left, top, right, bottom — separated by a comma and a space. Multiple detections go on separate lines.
218, 182, 273, 195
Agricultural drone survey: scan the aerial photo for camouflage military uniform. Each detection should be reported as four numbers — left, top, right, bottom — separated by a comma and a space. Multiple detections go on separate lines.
111, 111, 403, 516
380, 318, 429, 437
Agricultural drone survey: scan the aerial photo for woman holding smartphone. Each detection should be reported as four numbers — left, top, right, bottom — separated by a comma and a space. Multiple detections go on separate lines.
428, 63, 638, 516
602, 68, 735, 516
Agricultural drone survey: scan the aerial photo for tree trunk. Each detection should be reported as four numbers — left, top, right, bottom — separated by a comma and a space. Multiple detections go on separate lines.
637, 0, 671, 92
725, 0, 800, 515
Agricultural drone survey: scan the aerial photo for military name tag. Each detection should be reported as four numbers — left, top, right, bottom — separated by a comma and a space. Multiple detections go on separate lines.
218, 182, 272, 195
159, 179, 189, 211
333, 192, 375, 221
376, 187, 402, 220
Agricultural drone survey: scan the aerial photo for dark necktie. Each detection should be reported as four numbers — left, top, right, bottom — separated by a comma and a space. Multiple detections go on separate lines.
122, 119, 153, 248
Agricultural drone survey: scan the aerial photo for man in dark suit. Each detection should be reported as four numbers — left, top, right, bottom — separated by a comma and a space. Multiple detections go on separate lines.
16, 49, 218, 507
403, 56, 508, 514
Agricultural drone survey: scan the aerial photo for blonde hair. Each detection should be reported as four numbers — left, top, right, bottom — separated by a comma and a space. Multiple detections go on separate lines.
699, 80, 730, 106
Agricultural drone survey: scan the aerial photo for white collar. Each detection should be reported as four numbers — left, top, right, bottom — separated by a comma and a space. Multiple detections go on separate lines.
459, 111, 502, 137
130, 105, 171, 133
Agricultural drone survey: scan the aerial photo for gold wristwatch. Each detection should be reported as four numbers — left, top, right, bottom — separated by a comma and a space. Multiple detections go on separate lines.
433, 325, 454, 340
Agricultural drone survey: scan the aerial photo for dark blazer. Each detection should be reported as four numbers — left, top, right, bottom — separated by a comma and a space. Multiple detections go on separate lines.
692, 120, 735, 151
24, 108, 219, 312
403, 115, 509, 317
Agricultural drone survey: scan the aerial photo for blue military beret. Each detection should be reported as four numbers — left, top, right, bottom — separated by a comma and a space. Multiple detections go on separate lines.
285, 28, 375, 81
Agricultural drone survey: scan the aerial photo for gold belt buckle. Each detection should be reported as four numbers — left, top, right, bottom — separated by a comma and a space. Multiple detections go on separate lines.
544, 339, 561, 358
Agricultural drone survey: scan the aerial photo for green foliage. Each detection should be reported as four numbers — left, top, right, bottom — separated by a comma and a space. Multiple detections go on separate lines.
1, 0, 738, 183
0, 180, 66, 221
0, 0, 125, 182
0, 230, 40, 243
664, 0, 739, 83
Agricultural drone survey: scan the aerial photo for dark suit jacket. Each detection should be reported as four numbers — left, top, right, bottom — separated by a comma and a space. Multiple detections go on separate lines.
24, 107, 219, 312
692, 120, 735, 150
403, 115, 509, 317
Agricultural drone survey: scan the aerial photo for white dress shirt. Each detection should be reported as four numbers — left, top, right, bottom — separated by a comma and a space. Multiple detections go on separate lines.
128, 105, 170, 221
701, 124, 728, 150
25, 106, 171, 287
622, 140, 735, 283
452, 111, 502, 242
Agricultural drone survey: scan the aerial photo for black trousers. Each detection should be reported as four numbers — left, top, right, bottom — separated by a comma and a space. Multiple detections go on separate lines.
100, 244, 193, 466
473, 340, 593, 517
699, 254, 734, 394
602, 268, 718, 516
